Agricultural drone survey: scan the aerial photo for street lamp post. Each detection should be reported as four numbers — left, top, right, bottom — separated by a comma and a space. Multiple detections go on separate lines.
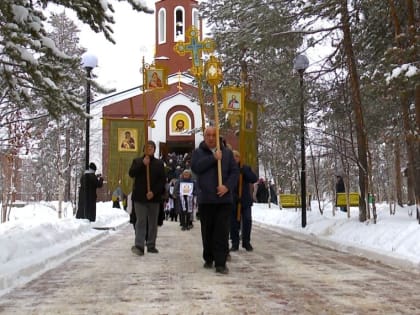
81, 52, 98, 170
293, 54, 309, 228
80, 52, 97, 220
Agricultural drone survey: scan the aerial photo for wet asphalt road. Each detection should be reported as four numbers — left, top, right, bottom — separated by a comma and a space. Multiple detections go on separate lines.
0, 219, 419, 315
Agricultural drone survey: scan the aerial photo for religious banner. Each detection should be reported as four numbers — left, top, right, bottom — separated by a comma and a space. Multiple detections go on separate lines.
241, 100, 258, 170
108, 119, 145, 196
222, 86, 244, 111
145, 68, 167, 90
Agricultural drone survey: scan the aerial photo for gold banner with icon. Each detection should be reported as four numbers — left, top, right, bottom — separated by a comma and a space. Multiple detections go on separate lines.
108, 120, 145, 195
242, 100, 258, 170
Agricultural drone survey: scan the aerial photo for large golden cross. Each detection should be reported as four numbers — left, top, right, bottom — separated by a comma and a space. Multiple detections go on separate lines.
174, 27, 215, 76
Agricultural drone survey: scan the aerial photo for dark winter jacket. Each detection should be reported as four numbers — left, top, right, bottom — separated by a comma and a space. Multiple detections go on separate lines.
256, 180, 269, 203
235, 164, 258, 208
336, 177, 345, 193
129, 155, 166, 203
191, 141, 239, 205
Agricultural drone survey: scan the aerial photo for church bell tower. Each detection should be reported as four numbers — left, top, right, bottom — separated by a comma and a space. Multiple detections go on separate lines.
154, 0, 202, 75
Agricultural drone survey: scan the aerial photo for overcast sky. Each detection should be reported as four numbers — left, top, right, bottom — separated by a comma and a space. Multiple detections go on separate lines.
56, 1, 325, 95
78, 1, 156, 93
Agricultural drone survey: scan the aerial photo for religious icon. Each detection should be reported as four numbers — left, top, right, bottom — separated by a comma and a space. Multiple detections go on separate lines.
175, 119, 185, 132
180, 182, 194, 196
118, 128, 138, 152
222, 86, 244, 111
245, 111, 254, 129
170, 112, 190, 135
228, 94, 240, 109
146, 69, 165, 90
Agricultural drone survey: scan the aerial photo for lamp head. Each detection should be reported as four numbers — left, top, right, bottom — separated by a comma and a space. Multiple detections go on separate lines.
81, 52, 98, 71
293, 54, 309, 72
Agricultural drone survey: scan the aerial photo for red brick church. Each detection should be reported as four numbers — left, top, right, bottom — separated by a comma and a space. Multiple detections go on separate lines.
100, 0, 240, 197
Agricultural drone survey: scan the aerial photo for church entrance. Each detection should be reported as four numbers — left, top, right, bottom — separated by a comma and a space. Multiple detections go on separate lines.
160, 141, 195, 159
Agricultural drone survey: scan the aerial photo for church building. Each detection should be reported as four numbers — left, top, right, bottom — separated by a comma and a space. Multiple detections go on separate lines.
101, 0, 218, 197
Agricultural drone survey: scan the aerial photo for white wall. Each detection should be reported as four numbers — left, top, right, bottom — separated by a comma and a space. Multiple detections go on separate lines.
149, 92, 204, 157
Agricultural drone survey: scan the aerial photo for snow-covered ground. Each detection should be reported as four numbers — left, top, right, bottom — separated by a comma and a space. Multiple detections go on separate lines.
0, 200, 419, 297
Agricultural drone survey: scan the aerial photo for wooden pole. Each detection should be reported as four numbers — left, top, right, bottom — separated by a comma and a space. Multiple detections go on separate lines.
237, 167, 243, 221
197, 78, 206, 132
142, 56, 150, 192
212, 84, 222, 186
205, 55, 223, 186
237, 88, 246, 221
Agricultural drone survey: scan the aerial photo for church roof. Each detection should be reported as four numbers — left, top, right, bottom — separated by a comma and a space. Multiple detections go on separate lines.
93, 71, 196, 109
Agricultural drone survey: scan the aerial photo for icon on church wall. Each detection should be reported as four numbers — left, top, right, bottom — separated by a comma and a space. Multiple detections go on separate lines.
222, 87, 244, 111
118, 128, 138, 152
175, 119, 185, 132
170, 113, 190, 135
146, 69, 165, 90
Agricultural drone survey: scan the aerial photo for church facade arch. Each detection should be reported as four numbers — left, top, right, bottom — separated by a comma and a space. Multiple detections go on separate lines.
149, 93, 202, 158
98, 0, 208, 200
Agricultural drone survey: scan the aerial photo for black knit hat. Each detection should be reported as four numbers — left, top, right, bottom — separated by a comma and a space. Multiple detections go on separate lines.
89, 162, 97, 171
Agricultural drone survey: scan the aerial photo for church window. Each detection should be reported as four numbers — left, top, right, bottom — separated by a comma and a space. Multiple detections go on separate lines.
174, 7, 185, 42
192, 8, 200, 32
158, 8, 166, 44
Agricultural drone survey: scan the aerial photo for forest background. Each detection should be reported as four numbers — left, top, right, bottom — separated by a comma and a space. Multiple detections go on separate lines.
0, 0, 419, 224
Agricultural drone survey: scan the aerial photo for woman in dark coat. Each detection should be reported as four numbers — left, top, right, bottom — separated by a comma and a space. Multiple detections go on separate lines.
76, 162, 103, 222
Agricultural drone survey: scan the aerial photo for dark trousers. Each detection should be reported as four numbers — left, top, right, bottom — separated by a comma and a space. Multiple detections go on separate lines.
134, 202, 159, 249
199, 203, 231, 268
180, 211, 191, 228
230, 205, 241, 247
241, 205, 252, 246
170, 208, 177, 221
230, 204, 252, 247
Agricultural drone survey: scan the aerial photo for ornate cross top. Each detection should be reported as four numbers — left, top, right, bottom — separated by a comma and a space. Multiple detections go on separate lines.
174, 26, 215, 76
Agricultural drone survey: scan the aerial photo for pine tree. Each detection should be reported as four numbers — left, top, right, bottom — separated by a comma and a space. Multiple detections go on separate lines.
0, 0, 153, 118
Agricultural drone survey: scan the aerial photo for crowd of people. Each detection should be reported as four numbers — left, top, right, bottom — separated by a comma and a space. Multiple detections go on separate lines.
76, 133, 351, 277
76, 128, 282, 275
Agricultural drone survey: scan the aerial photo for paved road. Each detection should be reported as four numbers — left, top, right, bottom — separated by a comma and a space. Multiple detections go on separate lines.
1, 220, 419, 315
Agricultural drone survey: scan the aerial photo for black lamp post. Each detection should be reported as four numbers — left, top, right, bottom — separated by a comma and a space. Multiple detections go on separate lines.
81, 52, 98, 170
80, 53, 97, 220
293, 54, 309, 228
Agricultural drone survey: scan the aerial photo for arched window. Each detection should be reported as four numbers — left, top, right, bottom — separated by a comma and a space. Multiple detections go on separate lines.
158, 8, 166, 44
192, 8, 200, 33
174, 6, 185, 42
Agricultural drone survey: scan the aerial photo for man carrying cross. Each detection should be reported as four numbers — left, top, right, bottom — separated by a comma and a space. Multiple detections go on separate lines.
191, 126, 239, 275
